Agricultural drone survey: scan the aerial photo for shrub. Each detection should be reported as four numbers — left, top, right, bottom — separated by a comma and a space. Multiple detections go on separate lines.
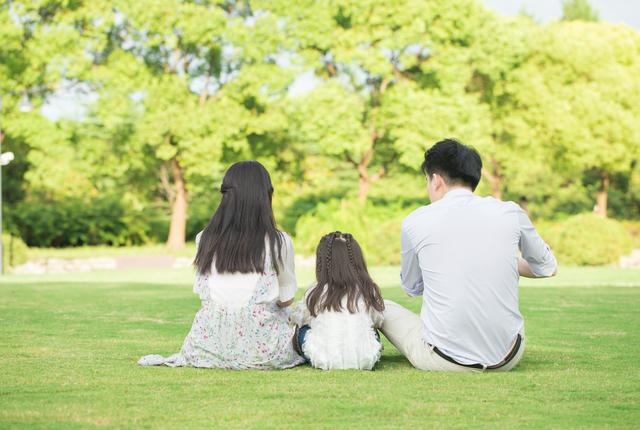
538, 213, 632, 266
620, 220, 640, 249
186, 198, 219, 241
2, 234, 28, 269
294, 200, 406, 266
10, 196, 149, 247
145, 210, 171, 244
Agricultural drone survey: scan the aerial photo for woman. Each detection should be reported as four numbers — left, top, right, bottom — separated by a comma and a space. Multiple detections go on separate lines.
138, 161, 304, 370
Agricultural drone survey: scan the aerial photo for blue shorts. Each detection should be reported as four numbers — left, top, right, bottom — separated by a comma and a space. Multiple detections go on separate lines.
295, 324, 312, 362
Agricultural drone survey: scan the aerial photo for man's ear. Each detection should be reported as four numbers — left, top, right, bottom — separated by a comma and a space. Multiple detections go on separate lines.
432, 173, 443, 189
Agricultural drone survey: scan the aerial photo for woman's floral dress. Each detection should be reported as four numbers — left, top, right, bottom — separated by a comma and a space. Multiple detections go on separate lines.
138, 235, 304, 370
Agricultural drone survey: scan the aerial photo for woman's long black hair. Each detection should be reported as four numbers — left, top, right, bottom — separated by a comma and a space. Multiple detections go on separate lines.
194, 161, 283, 275
306, 232, 385, 317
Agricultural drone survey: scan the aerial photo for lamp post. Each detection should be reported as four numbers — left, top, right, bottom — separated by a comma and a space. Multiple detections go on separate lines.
0, 93, 31, 275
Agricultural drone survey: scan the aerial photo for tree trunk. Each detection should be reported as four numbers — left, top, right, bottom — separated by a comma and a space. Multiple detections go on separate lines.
483, 157, 502, 199
166, 157, 188, 249
489, 176, 502, 200
355, 146, 375, 204
594, 171, 609, 218
199, 75, 210, 106
358, 175, 370, 204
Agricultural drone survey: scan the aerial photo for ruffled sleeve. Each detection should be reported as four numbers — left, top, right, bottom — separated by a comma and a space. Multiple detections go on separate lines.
276, 232, 298, 302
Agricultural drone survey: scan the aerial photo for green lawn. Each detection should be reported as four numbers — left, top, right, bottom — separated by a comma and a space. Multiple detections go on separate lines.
1, 267, 639, 429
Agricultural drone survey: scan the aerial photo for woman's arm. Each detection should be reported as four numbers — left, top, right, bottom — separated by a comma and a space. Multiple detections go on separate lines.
289, 290, 312, 326
276, 233, 299, 304
192, 231, 208, 299
277, 298, 294, 308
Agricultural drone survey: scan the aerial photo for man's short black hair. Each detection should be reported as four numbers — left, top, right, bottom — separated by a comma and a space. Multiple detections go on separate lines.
421, 138, 482, 191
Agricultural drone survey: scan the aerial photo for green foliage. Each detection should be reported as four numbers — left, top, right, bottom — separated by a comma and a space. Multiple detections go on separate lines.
2, 234, 28, 269
2, 0, 639, 252
620, 220, 640, 249
10, 196, 150, 247
562, 0, 600, 22
185, 197, 219, 241
538, 213, 632, 266
294, 200, 405, 266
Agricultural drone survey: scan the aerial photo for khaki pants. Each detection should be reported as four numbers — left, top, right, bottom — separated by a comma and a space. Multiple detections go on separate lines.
380, 300, 525, 372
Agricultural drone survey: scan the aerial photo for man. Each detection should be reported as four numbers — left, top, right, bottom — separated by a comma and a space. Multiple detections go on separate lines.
381, 139, 557, 372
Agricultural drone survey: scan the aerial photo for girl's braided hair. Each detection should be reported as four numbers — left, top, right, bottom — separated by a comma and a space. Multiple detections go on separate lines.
306, 231, 385, 317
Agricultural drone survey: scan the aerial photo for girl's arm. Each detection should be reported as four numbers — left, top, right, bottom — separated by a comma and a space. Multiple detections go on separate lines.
370, 308, 384, 329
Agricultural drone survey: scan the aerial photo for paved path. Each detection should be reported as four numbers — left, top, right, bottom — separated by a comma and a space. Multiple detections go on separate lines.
115, 255, 181, 269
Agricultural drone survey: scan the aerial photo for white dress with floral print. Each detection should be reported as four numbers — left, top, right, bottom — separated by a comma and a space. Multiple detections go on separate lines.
138, 233, 304, 370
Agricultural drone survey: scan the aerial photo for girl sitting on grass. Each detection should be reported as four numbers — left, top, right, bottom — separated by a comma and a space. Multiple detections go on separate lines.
290, 231, 385, 370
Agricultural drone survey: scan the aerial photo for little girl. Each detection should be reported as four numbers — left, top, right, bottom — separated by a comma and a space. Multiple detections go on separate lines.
290, 231, 385, 370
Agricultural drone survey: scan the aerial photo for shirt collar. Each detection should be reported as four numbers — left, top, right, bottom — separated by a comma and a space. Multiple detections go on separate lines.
442, 188, 474, 200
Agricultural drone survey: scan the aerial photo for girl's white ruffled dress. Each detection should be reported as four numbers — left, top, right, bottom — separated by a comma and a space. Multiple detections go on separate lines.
138, 233, 304, 370
290, 283, 384, 370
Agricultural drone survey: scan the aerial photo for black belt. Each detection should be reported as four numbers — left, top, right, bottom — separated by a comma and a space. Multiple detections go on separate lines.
432, 333, 523, 370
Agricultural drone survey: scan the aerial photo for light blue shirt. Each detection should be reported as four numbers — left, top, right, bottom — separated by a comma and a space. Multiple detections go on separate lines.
400, 188, 557, 365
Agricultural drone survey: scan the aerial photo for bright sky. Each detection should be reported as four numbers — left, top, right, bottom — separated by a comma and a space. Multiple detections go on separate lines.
481, 0, 640, 29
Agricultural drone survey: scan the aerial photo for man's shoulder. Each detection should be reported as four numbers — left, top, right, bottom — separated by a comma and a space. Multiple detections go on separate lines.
402, 197, 522, 225
402, 204, 438, 230
474, 195, 522, 211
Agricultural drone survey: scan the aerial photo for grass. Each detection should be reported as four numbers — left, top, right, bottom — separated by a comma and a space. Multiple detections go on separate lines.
1, 267, 639, 429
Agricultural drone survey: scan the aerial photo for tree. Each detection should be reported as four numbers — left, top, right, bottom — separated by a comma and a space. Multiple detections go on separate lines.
506, 22, 640, 217
562, 0, 599, 22
79, 1, 296, 248
273, 0, 495, 203
465, 15, 545, 200
1, 1, 108, 203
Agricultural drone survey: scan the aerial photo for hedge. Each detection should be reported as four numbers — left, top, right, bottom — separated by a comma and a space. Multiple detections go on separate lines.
2, 234, 28, 269
538, 213, 632, 266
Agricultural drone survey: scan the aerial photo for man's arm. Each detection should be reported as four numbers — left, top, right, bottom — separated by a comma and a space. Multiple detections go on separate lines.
516, 204, 557, 278
518, 257, 556, 278
400, 226, 424, 296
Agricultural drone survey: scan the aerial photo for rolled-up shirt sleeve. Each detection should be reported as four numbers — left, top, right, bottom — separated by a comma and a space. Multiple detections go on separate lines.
515, 204, 557, 277
400, 224, 424, 296
276, 232, 298, 302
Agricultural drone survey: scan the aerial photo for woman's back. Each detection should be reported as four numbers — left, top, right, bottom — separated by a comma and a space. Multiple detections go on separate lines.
193, 232, 297, 306
138, 161, 304, 370
178, 232, 302, 369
